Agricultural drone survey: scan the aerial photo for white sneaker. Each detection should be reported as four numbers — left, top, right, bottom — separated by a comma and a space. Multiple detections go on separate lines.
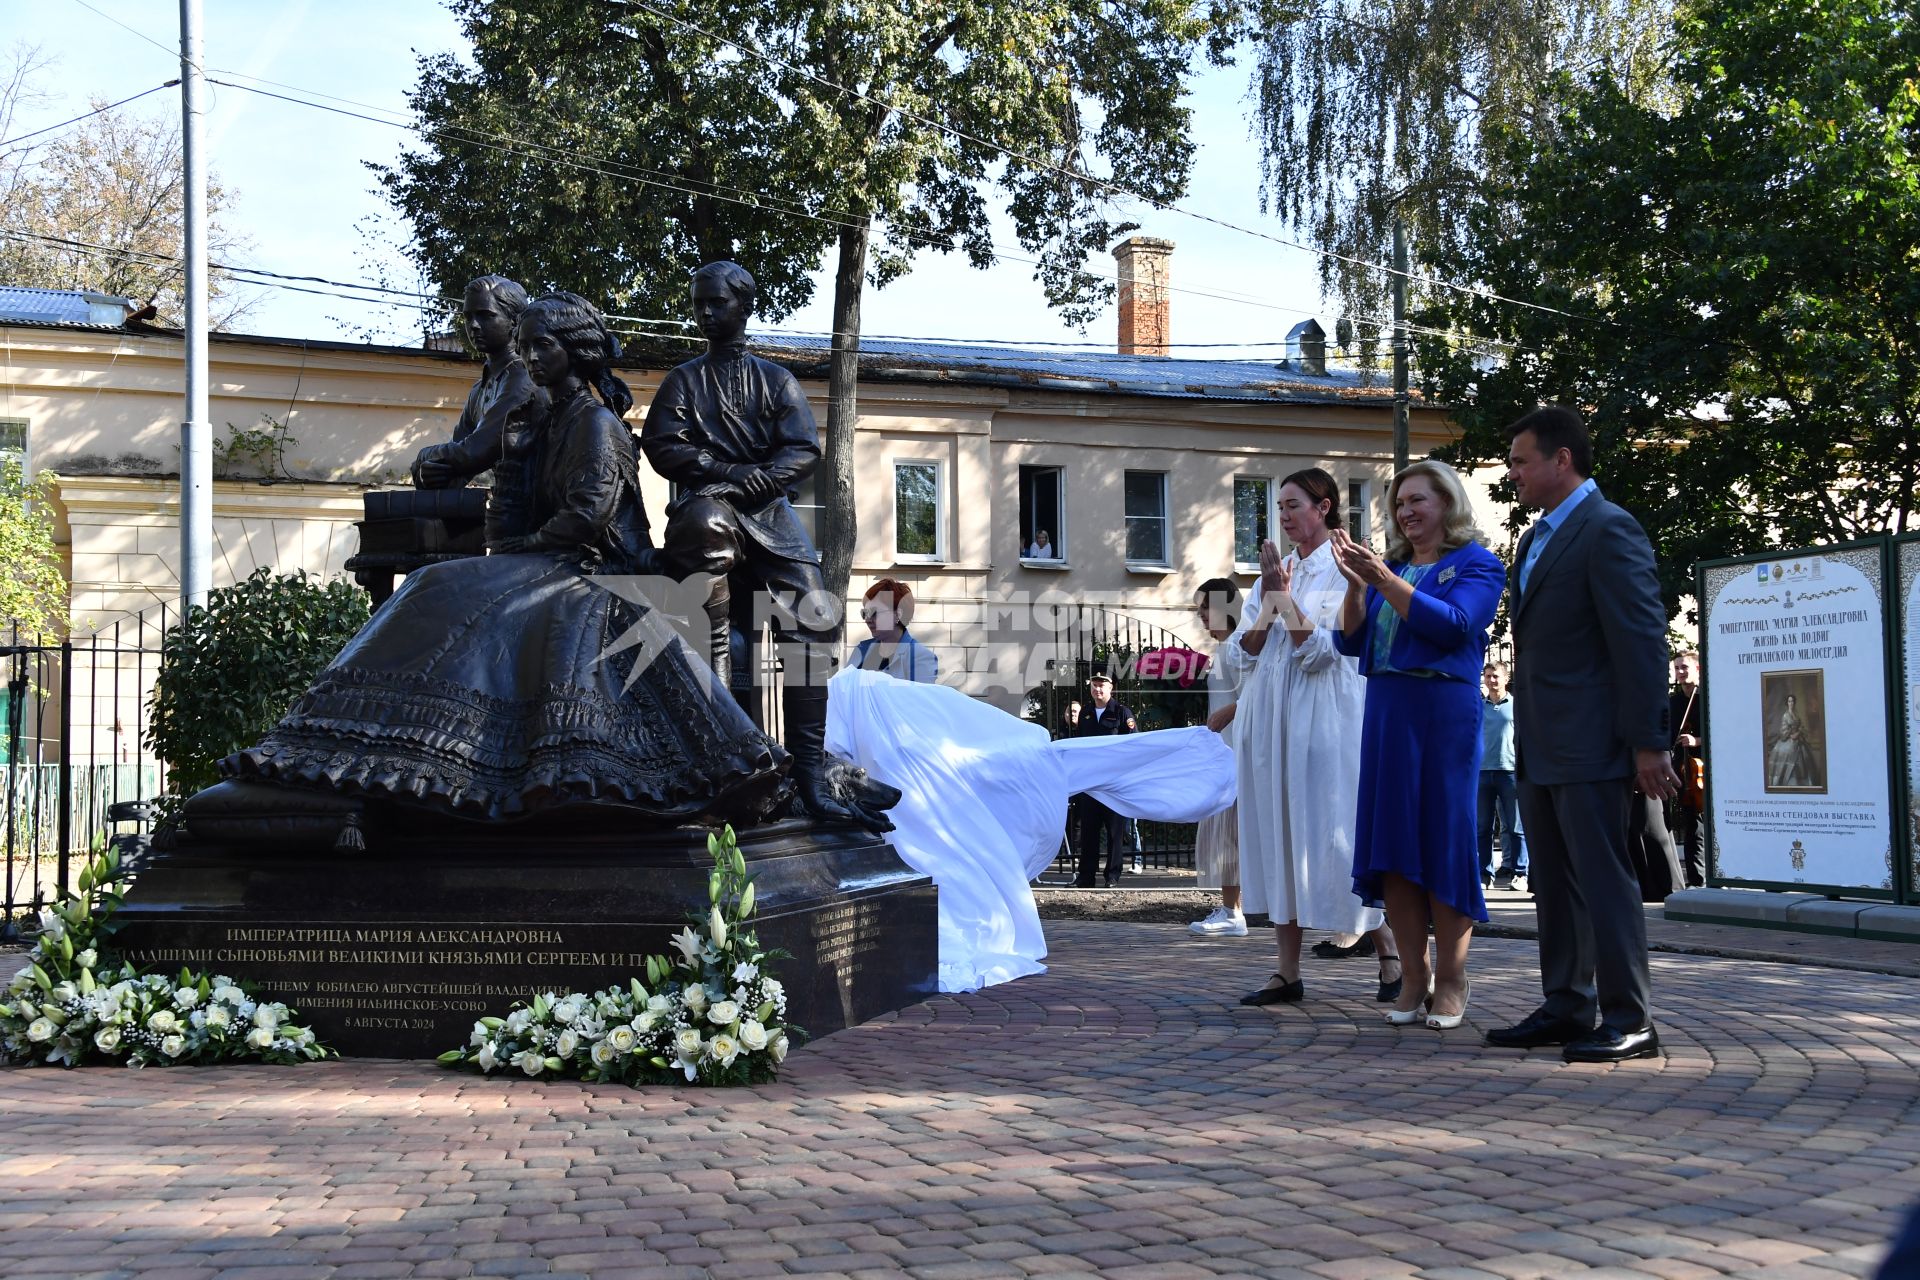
1189, 908, 1248, 937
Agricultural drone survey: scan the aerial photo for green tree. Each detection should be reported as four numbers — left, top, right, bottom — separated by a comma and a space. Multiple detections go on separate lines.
377, 0, 1213, 602
1418, 0, 1920, 613
1227, 0, 1674, 322
0, 461, 65, 645
146, 569, 370, 800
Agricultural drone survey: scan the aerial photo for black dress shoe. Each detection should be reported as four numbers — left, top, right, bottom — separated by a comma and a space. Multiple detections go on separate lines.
1485, 1009, 1591, 1048
1563, 1025, 1661, 1063
1310, 937, 1376, 960
1239, 976, 1304, 1006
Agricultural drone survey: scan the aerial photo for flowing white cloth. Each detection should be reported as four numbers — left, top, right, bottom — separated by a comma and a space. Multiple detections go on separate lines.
1195, 633, 1252, 889
1235, 542, 1385, 933
826, 668, 1236, 992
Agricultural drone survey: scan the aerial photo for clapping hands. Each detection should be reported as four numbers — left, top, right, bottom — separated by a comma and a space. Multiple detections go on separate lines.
1330, 528, 1390, 588
1257, 538, 1292, 597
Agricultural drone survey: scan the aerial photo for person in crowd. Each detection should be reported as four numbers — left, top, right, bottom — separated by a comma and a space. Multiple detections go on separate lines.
1189, 577, 1252, 937
1332, 459, 1505, 1031
1236, 468, 1401, 1007
1479, 660, 1526, 889
850, 578, 939, 682
1669, 651, 1705, 886
1026, 529, 1057, 559
1486, 406, 1674, 1063
1070, 673, 1136, 887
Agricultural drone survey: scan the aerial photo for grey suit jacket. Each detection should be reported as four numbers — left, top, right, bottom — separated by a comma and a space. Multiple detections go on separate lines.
1509, 491, 1670, 786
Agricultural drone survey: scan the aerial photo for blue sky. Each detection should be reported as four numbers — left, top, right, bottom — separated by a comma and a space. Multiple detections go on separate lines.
9, 0, 1331, 357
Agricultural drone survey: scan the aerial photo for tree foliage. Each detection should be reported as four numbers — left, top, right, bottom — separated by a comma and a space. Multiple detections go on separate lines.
146, 569, 370, 799
1419, 0, 1920, 614
0, 45, 252, 326
377, 2, 1214, 602
0, 461, 66, 645
1229, 0, 1674, 320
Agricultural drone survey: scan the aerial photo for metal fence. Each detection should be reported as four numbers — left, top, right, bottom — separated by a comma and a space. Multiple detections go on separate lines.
4, 614, 170, 935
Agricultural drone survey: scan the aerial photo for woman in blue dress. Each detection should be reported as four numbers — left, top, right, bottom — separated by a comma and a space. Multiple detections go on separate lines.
1330, 460, 1505, 1031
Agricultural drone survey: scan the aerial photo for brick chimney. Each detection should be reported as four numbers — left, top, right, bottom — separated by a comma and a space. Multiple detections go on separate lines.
1113, 236, 1173, 356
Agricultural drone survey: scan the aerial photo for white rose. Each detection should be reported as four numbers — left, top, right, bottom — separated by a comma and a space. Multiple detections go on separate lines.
553, 1029, 579, 1059
147, 1010, 179, 1035
51, 981, 78, 1004
707, 1001, 739, 1028
205, 1005, 232, 1030
647, 994, 671, 1015
738, 1020, 769, 1052
93, 1025, 123, 1053
173, 986, 199, 1008
252, 1006, 282, 1030
26, 1017, 55, 1043
552, 998, 581, 1025
636, 1009, 661, 1033
213, 985, 244, 1006
515, 1049, 545, 1076
732, 961, 759, 983
770, 1032, 788, 1064
246, 1026, 275, 1050
160, 1034, 187, 1058
707, 1033, 740, 1066
675, 1028, 703, 1059
76, 948, 99, 970
682, 983, 708, 1011
606, 1025, 637, 1054
589, 1039, 616, 1067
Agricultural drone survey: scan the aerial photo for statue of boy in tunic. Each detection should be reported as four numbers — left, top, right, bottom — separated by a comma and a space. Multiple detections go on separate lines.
410, 274, 547, 544
642, 261, 858, 825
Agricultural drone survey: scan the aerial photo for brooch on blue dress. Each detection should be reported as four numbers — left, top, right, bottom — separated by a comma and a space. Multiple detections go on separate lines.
1438, 566, 1457, 584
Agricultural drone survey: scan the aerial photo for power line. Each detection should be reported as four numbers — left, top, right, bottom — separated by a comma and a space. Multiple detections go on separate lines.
0, 82, 179, 150
609, 0, 1604, 328
67, 0, 203, 72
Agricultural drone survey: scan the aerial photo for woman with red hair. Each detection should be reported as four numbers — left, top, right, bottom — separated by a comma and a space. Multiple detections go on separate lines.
852, 578, 939, 682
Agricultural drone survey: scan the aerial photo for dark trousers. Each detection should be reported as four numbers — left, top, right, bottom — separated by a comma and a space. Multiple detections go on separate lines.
1669, 802, 1704, 886
1518, 777, 1652, 1033
1477, 769, 1526, 878
1074, 796, 1127, 886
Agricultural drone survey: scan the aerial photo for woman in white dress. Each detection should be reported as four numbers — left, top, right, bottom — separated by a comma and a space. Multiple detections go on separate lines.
1190, 577, 1253, 937
1236, 468, 1401, 1007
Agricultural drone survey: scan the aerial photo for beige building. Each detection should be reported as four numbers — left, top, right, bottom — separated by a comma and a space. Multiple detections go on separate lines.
2, 269, 1477, 753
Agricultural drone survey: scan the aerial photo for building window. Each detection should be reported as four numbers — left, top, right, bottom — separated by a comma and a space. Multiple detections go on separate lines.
0, 420, 25, 487
1347, 478, 1371, 543
893, 460, 944, 562
1124, 470, 1170, 565
790, 471, 822, 547
1018, 465, 1065, 560
1233, 475, 1273, 569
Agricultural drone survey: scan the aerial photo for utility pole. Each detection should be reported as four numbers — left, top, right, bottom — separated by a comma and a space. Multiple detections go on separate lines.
1392, 217, 1410, 473
178, 0, 211, 611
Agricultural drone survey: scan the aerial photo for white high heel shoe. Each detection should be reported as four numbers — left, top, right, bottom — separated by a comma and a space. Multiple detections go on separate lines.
1385, 977, 1434, 1026
1426, 979, 1471, 1030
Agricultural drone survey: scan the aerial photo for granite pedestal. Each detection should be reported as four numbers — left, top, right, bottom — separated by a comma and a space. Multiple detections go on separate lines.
114, 816, 937, 1059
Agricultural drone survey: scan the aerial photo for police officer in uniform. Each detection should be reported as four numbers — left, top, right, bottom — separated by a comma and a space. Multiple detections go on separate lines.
1071, 672, 1137, 886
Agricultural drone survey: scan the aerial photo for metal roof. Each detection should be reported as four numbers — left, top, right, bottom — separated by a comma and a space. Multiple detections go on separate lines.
750, 334, 1397, 405
0, 286, 134, 328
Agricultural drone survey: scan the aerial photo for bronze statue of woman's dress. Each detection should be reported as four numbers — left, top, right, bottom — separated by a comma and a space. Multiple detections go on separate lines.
224, 385, 791, 825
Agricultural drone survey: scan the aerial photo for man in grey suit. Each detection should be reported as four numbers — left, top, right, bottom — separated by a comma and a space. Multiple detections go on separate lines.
1486, 406, 1676, 1063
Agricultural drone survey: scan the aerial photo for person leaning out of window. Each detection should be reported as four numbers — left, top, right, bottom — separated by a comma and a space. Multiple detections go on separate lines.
851, 578, 939, 682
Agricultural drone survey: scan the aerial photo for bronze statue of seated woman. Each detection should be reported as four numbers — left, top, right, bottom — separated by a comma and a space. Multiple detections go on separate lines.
186, 292, 898, 845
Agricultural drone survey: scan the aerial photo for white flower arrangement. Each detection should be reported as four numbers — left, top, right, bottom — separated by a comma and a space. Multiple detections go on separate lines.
0, 848, 334, 1070
439, 825, 800, 1087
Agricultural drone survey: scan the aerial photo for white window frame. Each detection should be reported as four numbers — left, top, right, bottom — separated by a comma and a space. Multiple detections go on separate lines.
1347, 477, 1372, 544
1123, 469, 1171, 569
1018, 464, 1068, 567
892, 458, 947, 564
1232, 474, 1275, 572
0, 419, 27, 495
789, 471, 824, 549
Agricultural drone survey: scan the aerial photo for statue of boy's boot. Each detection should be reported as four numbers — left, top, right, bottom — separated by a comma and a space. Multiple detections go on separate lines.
780, 654, 896, 831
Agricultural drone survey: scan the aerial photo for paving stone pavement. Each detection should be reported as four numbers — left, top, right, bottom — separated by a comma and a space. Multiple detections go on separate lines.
2, 920, 1918, 1280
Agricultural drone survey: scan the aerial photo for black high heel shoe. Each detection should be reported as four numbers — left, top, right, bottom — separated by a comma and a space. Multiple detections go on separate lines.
1375, 957, 1406, 1003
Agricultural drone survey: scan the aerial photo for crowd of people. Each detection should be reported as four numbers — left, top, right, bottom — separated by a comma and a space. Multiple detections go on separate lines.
1185, 407, 1682, 1062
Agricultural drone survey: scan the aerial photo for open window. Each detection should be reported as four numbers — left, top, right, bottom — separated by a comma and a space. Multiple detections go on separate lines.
1018, 465, 1065, 562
